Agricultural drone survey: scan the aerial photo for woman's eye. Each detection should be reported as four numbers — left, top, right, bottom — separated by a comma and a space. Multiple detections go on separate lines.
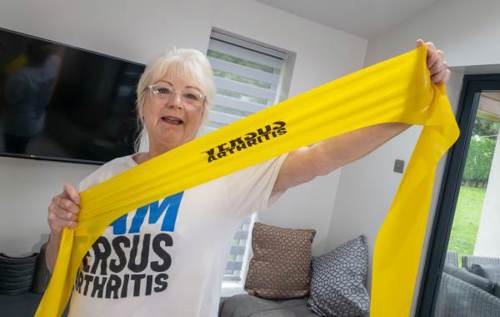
156, 87, 171, 95
184, 93, 199, 100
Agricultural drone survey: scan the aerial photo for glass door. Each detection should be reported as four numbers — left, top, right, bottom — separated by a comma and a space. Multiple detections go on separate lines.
417, 76, 500, 317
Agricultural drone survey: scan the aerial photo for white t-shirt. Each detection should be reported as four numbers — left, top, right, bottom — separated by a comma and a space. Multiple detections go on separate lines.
67, 153, 288, 317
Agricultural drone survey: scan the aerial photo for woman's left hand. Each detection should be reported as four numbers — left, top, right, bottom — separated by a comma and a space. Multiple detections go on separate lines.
417, 39, 451, 84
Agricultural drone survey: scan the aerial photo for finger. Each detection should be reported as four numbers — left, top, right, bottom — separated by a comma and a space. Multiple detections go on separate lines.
443, 69, 451, 83
49, 195, 62, 215
426, 41, 437, 53
426, 41, 436, 60
427, 47, 441, 69
430, 60, 448, 76
431, 70, 444, 83
431, 71, 446, 84
52, 202, 77, 221
416, 39, 425, 47
57, 197, 80, 215
432, 60, 450, 84
48, 213, 75, 233
63, 183, 80, 206
57, 208, 78, 221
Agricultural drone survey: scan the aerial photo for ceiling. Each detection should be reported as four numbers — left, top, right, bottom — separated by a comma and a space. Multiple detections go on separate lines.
255, 0, 440, 39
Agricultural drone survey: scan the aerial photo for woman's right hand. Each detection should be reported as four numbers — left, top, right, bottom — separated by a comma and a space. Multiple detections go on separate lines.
48, 183, 80, 236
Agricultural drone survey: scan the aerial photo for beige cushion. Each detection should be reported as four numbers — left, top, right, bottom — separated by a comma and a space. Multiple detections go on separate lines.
244, 222, 316, 299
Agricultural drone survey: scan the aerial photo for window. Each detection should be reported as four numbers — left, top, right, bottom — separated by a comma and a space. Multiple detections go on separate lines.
204, 29, 294, 283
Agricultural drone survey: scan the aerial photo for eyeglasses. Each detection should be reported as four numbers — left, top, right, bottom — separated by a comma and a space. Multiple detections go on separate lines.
147, 84, 206, 108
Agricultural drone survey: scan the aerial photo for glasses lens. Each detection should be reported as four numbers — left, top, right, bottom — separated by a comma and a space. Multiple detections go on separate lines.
182, 91, 203, 105
152, 86, 172, 99
150, 85, 204, 106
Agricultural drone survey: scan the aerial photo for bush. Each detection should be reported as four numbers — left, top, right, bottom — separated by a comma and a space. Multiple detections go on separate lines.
462, 136, 496, 186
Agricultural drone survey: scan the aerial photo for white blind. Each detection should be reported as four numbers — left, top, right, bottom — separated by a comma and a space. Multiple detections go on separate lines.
201, 35, 286, 136
205, 31, 289, 282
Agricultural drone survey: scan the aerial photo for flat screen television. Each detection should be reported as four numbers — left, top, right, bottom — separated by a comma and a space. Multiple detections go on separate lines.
0, 27, 145, 164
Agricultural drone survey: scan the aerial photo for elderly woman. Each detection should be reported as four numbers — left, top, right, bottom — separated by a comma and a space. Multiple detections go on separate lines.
46, 39, 450, 316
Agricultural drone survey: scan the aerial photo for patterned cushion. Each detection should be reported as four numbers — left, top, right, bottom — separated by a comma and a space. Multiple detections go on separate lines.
307, 235, 370, 317
244, 222, 316, 299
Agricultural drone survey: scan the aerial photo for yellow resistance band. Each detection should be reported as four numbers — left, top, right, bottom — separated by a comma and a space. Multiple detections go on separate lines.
36, 45, 459, 317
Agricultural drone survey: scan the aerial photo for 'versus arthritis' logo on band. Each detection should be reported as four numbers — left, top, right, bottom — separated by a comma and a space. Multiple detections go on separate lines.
204, 121, 287, 163
74, 192, 183, 299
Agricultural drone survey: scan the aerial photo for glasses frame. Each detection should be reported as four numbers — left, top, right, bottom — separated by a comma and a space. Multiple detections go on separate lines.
146, 84, 206, 108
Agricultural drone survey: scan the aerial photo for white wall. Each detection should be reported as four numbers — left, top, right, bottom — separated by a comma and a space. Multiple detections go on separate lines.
0, 0, 367, 256
474, 128, 500, 257
260, 173, 341, 256
364, 0, 500, 68
0, 157, 94, 256
330, 0, 500, 313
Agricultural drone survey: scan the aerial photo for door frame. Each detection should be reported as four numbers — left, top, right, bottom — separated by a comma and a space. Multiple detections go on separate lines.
416, 74, 500, 316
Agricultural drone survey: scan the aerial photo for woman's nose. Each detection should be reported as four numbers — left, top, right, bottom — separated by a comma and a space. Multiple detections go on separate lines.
167, 93, 183, 109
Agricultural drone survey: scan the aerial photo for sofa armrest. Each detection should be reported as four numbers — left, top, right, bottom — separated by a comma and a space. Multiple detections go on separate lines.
31, 243, 51, 294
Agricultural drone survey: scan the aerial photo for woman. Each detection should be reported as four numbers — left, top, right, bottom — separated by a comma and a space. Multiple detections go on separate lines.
46, 39, 450, 316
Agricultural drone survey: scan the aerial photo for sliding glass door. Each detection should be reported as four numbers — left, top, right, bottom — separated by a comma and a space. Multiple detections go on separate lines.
417, 75, 500, 317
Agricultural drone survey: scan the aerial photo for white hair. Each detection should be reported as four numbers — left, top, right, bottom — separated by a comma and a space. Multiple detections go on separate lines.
135, 48, 215, 152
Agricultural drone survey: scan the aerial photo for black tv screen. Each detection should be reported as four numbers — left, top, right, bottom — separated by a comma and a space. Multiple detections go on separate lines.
0, 27, 145, 164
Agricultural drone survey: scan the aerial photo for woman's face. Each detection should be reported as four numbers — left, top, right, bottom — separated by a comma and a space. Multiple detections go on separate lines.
142, 72, 205, 153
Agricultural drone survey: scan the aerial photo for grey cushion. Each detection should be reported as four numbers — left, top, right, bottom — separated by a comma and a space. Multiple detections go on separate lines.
494, 284, 500, 299
307, 236, 370, 317
470, 264, 500, 284
444, 265, 495, 293
462, 255, 500, 272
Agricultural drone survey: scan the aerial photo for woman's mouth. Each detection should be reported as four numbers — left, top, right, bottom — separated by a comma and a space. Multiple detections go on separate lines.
161, 116, 184, 125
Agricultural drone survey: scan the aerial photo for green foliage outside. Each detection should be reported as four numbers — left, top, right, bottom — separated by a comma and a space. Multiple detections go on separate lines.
207, 49, 279, 74
462, 117, 499, 185
448, 117, 498, 261
462, 136, 497, 184
448, 186, 486, 257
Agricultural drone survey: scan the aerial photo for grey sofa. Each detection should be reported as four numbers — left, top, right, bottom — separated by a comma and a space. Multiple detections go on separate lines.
435, 272, 500, 317
434, 252, 500, 317
462, 255, 500, 274
219, 294, 317, 317
0, 243, 60, 317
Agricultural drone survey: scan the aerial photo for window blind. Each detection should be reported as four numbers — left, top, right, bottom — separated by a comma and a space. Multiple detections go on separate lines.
205, 31, 289, 282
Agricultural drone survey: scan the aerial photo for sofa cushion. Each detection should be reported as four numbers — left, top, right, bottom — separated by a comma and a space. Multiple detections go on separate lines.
444, 265, 495, 293
244, 222, 316, 299
470, 264, 500, 285
0, 253, 38, 295
219, 294, 318, 317
307, 235, 370, 317
493, 284, 500, 299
